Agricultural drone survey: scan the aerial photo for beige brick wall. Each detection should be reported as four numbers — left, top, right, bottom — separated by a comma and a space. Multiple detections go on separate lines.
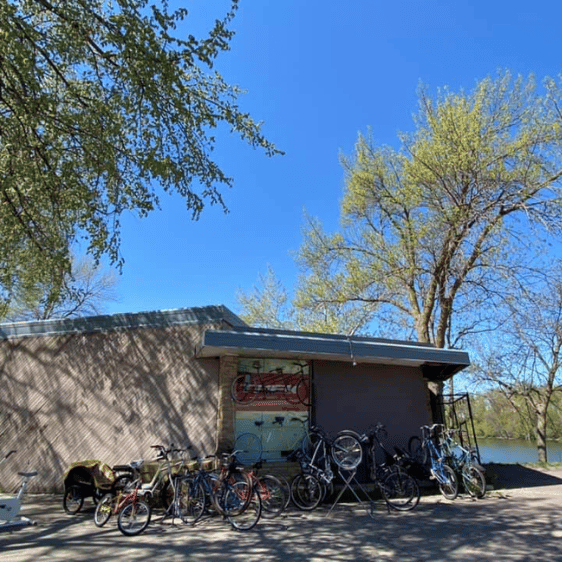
215, 355, 238, 454
0, 324, 220, 493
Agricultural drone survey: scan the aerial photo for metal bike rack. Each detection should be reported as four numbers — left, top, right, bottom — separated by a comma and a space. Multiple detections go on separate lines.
325, 468, 386, 519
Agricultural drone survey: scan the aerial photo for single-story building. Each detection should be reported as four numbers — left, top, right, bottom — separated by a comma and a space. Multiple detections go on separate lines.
0, 305, 470, 491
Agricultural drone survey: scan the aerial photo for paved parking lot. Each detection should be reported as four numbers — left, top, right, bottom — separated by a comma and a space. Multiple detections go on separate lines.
2, 465, 562, 562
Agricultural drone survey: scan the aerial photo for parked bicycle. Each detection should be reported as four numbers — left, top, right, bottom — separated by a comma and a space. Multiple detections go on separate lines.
177, 456, 219, 525
346, 423, 420, 511
413, 425, 459, 500
94, 444, 192, 533
0, 450, 38, 532
290, 425, 363, 510
441, 429, 486, 498
180, 451, 259, 531
94, 479, 152, 536
115, 482, 152, 536
125, 444, 191, 510
237, 459, 287, 519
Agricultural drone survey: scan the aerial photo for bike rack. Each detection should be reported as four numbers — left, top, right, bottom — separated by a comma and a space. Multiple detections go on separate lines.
325, 468, 387, 519
439, 393, 481, 463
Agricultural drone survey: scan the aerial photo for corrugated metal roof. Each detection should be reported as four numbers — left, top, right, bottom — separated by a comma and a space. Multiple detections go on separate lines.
197, 326, 470, 381
0, 305, 247, 340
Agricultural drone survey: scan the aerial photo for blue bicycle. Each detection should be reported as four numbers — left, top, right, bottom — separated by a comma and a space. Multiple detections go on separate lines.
417, 424, 459, 500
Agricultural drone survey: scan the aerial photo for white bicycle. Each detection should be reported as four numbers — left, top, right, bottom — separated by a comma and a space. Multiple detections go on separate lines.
0, 450, 38, 532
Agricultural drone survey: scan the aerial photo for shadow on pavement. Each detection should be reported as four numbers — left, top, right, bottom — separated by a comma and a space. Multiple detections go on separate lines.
485, 462, 562, 489
3, 479, 562, 562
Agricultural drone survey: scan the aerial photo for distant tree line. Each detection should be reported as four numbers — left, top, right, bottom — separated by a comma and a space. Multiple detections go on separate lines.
470, 390, 562, 442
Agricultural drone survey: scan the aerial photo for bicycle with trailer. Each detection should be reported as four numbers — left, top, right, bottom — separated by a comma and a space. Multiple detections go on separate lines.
63, 443, 192, 516
0, 450, 38, 532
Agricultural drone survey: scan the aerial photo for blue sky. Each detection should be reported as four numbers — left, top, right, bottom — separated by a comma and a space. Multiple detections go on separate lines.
108, 0, 562, 318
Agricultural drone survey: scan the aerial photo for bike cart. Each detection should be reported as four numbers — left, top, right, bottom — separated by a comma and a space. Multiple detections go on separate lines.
62, 459, 133, 514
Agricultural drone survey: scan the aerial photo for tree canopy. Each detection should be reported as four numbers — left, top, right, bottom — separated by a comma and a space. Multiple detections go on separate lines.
0, 0, 281, 315
295, 71, 562, 348
4, 255, 118, 321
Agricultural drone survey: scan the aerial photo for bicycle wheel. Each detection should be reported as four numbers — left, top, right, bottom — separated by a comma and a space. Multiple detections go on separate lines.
437, 464, 459, 500
296, 378, 311, 406
408, 436, 427, 465
284, 377, 311, 406
178, 475, 206, 524
380, 471, 420, 511
231, 374, 259, 404
463, 465, 486, 498
331, 433, 363, 470
63, 485, 84, 515
257, 474, 286, 518
113, 474, 134, 493
94, 493, 114, 527
117, 500, 151, 536
275, 474, 292, 508
290, 473, 323, 511
234, 433, 262, 465
212, 472, 252, 516
226, 483, 262, 531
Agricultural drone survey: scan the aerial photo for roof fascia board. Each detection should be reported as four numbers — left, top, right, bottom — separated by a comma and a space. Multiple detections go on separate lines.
0, 305, 247, 340
198, 329, 470, 369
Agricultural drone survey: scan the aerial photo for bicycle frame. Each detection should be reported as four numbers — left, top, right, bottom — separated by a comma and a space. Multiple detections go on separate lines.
97, 485, 138, 520
134, 445, 187, 503
304, 431, 334, 485
421, 426, 451, 484
442, 432, 483, 471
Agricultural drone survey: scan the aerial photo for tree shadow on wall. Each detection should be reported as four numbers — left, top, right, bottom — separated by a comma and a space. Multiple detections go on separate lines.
0, 321, 221, 492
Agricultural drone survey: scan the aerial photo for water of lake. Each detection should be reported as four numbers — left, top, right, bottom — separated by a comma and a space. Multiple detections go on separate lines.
477, 437, 562, 464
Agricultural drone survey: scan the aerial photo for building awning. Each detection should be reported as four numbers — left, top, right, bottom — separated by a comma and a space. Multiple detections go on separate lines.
197, 326, 470, 382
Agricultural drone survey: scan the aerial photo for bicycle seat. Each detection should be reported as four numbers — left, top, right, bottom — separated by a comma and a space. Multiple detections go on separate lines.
18, 471, 38, 478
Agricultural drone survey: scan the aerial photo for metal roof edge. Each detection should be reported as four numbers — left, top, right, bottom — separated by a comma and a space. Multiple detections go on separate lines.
226, 325, 437, 349
0, 305, 247, 340
199, 328, 471, 368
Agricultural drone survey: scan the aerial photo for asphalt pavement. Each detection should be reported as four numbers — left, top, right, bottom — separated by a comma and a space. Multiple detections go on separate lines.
1, 464, 562, 562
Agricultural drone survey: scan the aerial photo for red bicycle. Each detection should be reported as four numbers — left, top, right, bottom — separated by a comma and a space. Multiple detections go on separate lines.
94, 481, 151, 536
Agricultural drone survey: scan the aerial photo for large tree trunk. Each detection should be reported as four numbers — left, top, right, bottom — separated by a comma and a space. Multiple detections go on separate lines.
427, 380, 444, 424
536, 402, 548, 463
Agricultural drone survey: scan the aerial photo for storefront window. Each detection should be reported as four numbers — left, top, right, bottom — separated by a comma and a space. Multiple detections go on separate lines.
233, 359, 310, 463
